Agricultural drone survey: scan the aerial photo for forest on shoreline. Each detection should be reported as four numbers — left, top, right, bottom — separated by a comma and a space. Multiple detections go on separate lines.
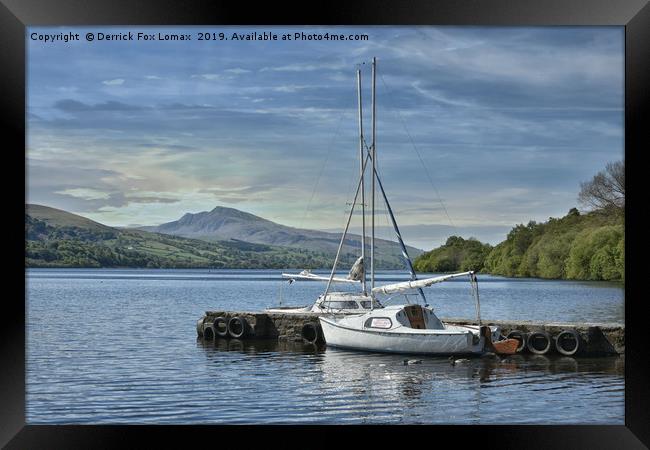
413, 207, 623, 281
414, 161, 625, 281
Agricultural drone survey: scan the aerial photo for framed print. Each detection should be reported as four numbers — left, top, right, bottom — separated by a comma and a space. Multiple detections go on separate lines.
2, 0, 649, 447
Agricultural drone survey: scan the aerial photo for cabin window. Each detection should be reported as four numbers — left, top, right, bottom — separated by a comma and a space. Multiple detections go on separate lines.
322, 301, 359, 309
364, 317, 392, 329
360, 300, 383, 309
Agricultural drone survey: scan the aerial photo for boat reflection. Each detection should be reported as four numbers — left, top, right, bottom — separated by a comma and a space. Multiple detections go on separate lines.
198, 338, 623, 381
196, 338, 624, 423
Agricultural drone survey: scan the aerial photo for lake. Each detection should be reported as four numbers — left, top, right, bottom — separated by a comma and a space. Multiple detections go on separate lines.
26, 268, 624, 424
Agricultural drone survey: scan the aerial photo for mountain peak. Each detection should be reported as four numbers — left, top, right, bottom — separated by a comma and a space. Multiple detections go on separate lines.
149, 205, 423, 261
206, 205, 266, 221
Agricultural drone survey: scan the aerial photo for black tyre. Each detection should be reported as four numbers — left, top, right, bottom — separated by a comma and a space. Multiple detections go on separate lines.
228, 316, 248, 339
301, 322, 323, 344
196, 317, 205, 337
213, 316, 229, 338
527, 330, 552, 355
203, 323, 215, 340
506, 330, 528, 353
555, 329, 582, 356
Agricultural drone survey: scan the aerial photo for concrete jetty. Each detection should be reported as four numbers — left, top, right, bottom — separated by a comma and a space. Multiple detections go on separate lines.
197, 310, 624, 356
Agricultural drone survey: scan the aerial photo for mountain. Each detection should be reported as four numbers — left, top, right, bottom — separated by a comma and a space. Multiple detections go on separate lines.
25, 204, 350, 269
142, 206, 423, 266
25, 204, 416, 269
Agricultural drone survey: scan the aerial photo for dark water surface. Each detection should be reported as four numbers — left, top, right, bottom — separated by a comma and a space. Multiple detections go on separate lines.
26, 269, 624, 424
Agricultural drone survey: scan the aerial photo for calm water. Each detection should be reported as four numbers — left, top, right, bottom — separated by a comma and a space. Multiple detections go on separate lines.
26, 269, 624, 424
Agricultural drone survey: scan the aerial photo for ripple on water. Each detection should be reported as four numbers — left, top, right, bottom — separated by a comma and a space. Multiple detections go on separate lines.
26, 269, 624, 424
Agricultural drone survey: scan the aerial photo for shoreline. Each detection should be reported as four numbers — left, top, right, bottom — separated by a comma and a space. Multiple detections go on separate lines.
24, 266, 625, 284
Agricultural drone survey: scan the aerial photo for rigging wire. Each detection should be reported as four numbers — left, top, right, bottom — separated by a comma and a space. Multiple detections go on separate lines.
378, 72, 458, 234
377, 155, 415, 306
297, 107, 349, 231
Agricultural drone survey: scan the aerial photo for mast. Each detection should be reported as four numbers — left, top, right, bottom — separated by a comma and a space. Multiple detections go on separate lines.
371, 57, 376, 294
357, 68, 367, 295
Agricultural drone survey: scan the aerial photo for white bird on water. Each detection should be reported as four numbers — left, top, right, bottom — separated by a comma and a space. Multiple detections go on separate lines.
449, 356, 470, 366
403, 359, 422, 366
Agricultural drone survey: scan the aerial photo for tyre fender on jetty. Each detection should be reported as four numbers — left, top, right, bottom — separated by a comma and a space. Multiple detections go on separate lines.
228, 316, 249, 339
527, 330, 552, 355
506, 330, 528, 353
555, 329, 583, 356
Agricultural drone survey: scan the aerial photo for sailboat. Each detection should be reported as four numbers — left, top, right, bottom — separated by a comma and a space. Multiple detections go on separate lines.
270, 58, 513, 355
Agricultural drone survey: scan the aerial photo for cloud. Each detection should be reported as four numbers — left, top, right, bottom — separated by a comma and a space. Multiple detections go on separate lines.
54, 188, 112, 200
260, 62, 346, 72
191, 73, 221, 80
125, 195, 180, 204
157, 102, 214, 110
27, 26, 623, 237
271, 85, 312, 93
102, 78, 125, 86
224, 68, 251, 75
54, 99, 143, 112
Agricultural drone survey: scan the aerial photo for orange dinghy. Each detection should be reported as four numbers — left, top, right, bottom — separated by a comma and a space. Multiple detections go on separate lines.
492, 338, 520, 355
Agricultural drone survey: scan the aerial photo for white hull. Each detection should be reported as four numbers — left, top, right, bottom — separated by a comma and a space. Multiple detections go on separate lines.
320, 316, 485, 355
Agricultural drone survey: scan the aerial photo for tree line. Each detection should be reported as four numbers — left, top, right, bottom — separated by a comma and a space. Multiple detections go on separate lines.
413, 160, 624, 281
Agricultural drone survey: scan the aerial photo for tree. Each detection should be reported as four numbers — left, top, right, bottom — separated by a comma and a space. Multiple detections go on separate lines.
578, 160, 624, 213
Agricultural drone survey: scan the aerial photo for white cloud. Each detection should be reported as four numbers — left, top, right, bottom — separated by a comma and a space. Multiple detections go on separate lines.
272, 85, 311, 93
54, 188, 112, 200
260, 62, 345, 72
191, 73, 221, 80
224, 68, 251, 75
102, 78, 125, 86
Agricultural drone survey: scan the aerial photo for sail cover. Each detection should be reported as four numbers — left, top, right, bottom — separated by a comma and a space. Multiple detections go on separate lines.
371, 271, 473, 295
348, 256, 365, 281
282, 272, 359, 284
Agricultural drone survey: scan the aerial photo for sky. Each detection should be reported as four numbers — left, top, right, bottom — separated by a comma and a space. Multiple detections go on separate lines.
27, 26, 624, 250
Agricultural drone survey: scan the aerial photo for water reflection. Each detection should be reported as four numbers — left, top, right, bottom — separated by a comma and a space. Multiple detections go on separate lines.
198, 337, 326, 354
198, 337, 623, 380
196, 337, 624, 424
26, 269, 625, 424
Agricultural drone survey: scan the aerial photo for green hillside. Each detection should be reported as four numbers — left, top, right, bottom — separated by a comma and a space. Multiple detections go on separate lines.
27, 204, 112, 231
25, 205, 359, 269
484, 208, 623, 281
413, 236, 492, 273
414, 207, 624, 281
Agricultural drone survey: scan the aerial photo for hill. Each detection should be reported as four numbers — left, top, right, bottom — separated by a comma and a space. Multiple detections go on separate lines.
484, 208, 623, 281
413, 208, 624, 281
25, 204, 413, 269
26, 205, 347, 269
27, 204, 113, 231
413, 236, 492, 273
141, 205, 423, 267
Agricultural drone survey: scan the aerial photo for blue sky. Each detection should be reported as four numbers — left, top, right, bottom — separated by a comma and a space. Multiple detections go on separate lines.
27, 26, 624, 250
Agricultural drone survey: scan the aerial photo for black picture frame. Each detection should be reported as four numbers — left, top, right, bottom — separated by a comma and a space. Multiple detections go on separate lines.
3, 0, 648, 447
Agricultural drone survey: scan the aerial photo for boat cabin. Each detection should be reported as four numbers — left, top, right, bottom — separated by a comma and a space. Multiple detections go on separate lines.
311, 292, 384, 313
